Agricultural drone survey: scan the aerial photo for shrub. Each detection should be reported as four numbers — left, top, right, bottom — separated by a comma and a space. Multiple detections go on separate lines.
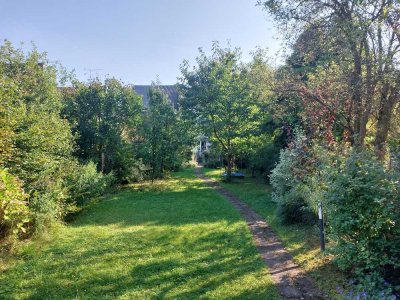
202, 149, 222, 169
277, 187, 317, 225
270, 129, 319, 225
114, 146, 149, 183
270, 147, 299, 202
65, 162, 115, 206
0, 169, 31, 241
326, 150, 400, 291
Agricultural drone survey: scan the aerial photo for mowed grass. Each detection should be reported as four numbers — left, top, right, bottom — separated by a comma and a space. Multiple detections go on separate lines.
0, 168, 280, 300
203, 168, 346, 300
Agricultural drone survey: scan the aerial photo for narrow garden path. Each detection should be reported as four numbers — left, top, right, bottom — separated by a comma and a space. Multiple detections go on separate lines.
195, 166, 329, 300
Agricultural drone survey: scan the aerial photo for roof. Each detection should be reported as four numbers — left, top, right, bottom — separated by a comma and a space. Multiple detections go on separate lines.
134, 85, 179, 107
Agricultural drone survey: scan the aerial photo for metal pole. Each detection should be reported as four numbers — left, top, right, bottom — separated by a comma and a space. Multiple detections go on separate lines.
318, 202, 326, 251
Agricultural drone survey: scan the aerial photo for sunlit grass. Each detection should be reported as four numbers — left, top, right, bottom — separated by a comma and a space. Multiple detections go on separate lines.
1, 168, 280, 300
203, 167, 346, 299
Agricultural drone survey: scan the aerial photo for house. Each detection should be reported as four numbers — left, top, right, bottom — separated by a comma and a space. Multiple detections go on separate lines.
133, 85, 179, 108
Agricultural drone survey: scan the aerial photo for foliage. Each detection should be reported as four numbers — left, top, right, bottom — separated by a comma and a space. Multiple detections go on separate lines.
0, 41, 76, 233
269, 147, 299, 202
270, 129, 310, 201
113, 145, 149, 183
179, 43, 273, 179
201, 143, 223, 169
0, 169, 30, 241
138, 84, 194, 180
0, 41, 117, 239
203, 150, 223, 169
277, 187, 316, 225
247, 132, 282, 178
270, 130, 323, 225
62, 78, 143, 178
326, 150, 400, 291
0, 169, 280, 299
260, 0, 400, 157
65, 161, 115, 206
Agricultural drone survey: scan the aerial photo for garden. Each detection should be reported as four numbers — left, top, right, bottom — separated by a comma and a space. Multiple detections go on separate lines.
2, 1, 400, 299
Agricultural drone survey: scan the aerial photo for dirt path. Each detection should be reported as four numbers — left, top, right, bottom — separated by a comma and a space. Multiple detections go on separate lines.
195, 166, 329, 300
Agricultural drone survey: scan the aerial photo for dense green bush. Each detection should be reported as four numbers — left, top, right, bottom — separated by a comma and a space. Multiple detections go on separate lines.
0, 42, 76, 234
203, 150, 222, 168
61, 78, 143, 176
277, 188, 316, 225
326, 151, 400, 292
0, 42, 120, 239
0, 169, 31, 241
113, 144, 150, 183
269, 130, 318, 224
138, 85, 194, 180
65, 162, 115, 206
270, 147, 299, 202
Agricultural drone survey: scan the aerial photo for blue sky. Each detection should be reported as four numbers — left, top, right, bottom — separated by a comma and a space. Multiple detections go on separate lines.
0, 0, 282, 84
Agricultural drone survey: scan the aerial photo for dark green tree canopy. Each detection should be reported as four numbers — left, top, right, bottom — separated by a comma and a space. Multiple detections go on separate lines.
62, 78, 142, 175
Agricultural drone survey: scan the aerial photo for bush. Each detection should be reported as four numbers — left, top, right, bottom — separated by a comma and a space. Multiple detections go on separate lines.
278, 188, 317, 225
326, 151, 400, 291
202, 150, 222, 168
250, 136, 281, 177
114, 146, 149, 183
0, 169, 31, 241
270, 147, 299, 202
65, 162, 115, 206
270, 129, 319, 225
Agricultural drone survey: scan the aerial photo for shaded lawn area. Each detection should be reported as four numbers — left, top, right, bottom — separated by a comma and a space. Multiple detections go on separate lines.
0, 168, 280, 300
202, 168, 346, 300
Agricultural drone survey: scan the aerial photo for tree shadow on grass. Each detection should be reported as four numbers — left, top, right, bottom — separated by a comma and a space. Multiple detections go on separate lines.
71, 177, 243, 227
1, 174, 280, 299
4, 227, 277, 299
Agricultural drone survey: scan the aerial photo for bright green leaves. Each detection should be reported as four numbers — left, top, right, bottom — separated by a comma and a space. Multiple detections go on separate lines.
179, 43, 274, 177
0, 168, 31, 240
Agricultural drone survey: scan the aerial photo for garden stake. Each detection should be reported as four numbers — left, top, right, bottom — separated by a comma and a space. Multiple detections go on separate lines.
318, 202, 326, 251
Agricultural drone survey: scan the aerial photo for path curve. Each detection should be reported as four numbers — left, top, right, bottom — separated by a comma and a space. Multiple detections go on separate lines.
195, 166, 329, 300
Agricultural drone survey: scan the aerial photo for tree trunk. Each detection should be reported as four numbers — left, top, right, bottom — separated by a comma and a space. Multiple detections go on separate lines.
101, 152, 105, 173
251, 166, 256, 178
359, 38, 374, 145
226, 153, 234, 181
351, 49, 364, 147
374, 87, 398, 160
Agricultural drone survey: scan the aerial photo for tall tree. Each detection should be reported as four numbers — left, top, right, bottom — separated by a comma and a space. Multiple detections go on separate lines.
260, 0, 400, 158
0, 40, 75, 224
179, 43, 265, 179
138, 84, 193, 181
62, 78, 142, 177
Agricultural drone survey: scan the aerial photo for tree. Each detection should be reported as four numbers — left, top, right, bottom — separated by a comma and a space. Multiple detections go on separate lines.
179, 43, 266, 180
62, 78, 142, 178
0, 40, 75, 227
138, 84, 193, 181
260, 0, 400, 158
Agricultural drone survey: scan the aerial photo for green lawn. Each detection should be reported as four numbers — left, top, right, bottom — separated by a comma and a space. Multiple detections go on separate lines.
0, 169, 280, 300
202, 168, 345, 299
